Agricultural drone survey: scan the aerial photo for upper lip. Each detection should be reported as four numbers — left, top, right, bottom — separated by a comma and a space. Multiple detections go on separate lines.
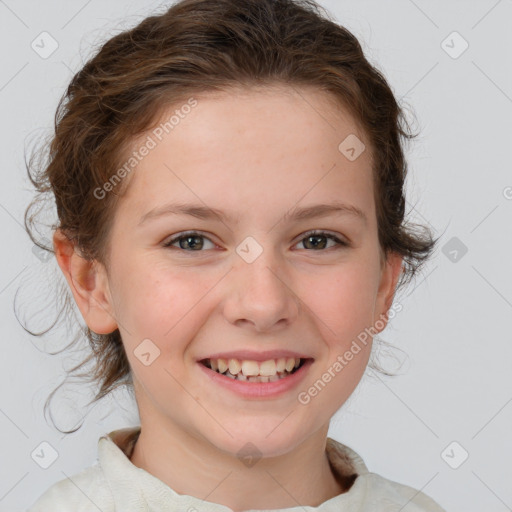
197, 350, 313, 362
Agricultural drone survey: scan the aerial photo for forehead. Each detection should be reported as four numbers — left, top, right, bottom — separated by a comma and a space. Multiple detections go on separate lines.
156, 84, 368, 153
117, 84, 374, 226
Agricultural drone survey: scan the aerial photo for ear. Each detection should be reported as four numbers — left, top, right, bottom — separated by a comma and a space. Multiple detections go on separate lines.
373, 251, 403, 332
53, 229, 118, 334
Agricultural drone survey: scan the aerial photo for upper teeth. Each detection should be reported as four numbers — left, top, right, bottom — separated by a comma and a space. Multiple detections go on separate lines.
208, 357, 301, 376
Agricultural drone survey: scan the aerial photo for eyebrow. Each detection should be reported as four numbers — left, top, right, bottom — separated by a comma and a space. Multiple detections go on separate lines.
138, 201, 367, 226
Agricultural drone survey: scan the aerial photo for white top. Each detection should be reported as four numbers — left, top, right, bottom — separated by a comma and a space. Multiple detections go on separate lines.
28, 426, 446, 511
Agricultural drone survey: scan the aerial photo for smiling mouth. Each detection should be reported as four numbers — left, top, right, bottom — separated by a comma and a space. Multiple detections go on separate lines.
199, 357, 310, 382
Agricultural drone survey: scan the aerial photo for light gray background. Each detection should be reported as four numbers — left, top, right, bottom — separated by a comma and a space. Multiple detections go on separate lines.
1, 1, 511, 511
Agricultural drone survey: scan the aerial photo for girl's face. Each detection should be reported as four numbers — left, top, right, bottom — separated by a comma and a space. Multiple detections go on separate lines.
87, 85, 401, 457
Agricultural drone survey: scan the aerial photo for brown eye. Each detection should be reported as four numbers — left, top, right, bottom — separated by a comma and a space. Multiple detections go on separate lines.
163, 232, 215, 251
296, 231, 348, 251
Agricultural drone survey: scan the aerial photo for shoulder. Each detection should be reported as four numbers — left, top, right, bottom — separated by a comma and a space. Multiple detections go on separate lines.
326, 438, 446, 511
361, 472, 446, 511
27, 463, 115, 512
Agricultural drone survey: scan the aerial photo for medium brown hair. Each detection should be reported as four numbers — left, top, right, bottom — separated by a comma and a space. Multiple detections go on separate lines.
23, 0, 436, 431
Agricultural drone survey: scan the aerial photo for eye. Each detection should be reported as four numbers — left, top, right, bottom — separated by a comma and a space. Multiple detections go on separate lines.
294, 230, 348, 251
162, 230, 349, 253
162, 231, 216, 251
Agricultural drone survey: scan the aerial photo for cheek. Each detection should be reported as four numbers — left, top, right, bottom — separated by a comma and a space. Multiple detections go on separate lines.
112, 267, 209, 388
111, 260, 216, 347
303, 258, 381, 332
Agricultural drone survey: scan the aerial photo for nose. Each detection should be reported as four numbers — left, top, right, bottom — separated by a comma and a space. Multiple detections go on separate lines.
223, 248, 300, 333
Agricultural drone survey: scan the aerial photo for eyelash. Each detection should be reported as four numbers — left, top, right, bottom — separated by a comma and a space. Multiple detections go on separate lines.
162, 230, 348, 253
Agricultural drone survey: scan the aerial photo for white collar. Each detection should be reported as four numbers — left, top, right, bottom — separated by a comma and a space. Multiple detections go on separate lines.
97, 426, 371, 511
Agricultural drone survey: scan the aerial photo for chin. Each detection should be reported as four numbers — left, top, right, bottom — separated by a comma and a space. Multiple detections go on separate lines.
205, 419, 311, 461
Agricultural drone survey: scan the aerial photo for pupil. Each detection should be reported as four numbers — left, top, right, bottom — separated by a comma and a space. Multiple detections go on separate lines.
181, 235, 203, 250
306, 235, 326, 249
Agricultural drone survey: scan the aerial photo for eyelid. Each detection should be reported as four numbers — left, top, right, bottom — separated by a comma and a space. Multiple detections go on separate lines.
297, 229, 349, 246
162, 230, 217, 248
163, 229, 349, 251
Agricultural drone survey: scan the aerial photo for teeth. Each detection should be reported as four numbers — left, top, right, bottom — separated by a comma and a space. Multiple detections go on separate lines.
249, 375, 269, 382
259, 359, 276, 376
205, 356, 305, 379
228, 358, 242, 375
241, 360, 260, 377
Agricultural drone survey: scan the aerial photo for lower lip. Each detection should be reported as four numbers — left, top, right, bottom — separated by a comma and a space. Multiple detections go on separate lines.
197, 359, 314, 399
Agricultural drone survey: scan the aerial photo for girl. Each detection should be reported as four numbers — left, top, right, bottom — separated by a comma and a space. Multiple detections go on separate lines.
26, 0, 445, 510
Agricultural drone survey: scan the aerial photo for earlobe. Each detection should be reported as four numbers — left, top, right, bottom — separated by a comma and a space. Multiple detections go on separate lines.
53, 230, 118, 335
374, 251, 403, 330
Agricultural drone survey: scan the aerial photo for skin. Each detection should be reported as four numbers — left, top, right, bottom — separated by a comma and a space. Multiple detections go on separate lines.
54, 84, 403, 512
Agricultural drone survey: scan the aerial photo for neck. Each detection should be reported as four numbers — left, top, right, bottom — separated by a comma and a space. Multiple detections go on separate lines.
129, 421, 348, 511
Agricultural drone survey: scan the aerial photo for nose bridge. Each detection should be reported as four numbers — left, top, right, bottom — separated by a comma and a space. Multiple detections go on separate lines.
224, 238, 299, 330
240, 247, 282, 293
